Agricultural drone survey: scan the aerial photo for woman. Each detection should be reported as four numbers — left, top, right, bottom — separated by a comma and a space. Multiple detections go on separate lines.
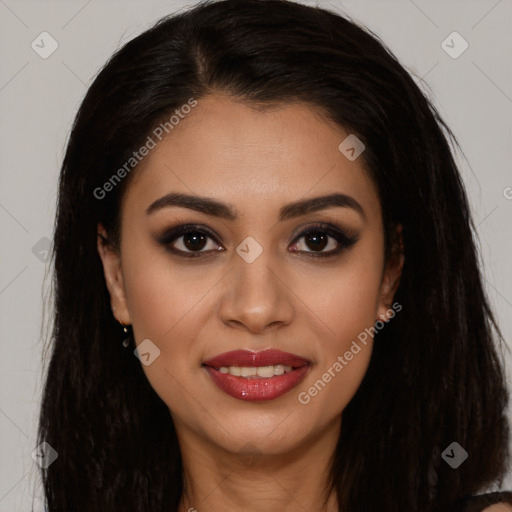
37, 0, 512, 510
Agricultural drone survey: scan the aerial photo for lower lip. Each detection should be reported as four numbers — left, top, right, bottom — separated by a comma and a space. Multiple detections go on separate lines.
204, 366, 310, 402
205, 365, 309, 402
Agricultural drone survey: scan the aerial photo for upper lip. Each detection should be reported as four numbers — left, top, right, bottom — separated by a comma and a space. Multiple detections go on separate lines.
203, 349, 311, 369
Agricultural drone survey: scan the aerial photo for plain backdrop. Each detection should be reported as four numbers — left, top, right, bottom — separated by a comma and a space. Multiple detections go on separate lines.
0, 0, 511, 510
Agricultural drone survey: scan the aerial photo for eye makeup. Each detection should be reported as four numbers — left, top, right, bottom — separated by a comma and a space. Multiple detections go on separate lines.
154, 221, 359, 259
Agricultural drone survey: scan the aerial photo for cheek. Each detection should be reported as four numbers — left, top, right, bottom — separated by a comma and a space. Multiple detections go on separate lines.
120, 225, 214, 340
303, 244, 384, 345
121, 250, 212, 415
120, 234, 231, 406
294, 246, 383, 413
295, 276, 378, 418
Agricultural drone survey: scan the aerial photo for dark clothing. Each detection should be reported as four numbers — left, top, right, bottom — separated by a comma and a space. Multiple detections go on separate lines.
457, 491, 512, 511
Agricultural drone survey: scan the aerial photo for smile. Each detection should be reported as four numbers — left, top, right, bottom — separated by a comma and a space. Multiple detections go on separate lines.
217, 364, 293, 377
202, 349, 311, 402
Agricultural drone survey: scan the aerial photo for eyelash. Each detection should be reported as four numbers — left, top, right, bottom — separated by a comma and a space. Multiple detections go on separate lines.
156, 222, 359, 259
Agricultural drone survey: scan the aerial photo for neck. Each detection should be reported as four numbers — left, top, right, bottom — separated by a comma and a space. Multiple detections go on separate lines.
175, 417, 341, 512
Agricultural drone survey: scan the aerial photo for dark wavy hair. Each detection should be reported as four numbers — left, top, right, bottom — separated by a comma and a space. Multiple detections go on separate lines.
37, 0, 510, 510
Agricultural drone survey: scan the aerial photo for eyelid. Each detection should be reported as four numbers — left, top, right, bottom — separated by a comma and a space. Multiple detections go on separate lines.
155, 223, 222, 249
289, 221, 357, 243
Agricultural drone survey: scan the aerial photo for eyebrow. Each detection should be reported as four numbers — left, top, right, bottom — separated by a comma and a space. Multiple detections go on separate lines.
146, 192, 366, 221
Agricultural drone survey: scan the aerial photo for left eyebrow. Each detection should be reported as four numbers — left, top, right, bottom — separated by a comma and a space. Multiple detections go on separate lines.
279, 193, 366, 221
145, 192, 366, 221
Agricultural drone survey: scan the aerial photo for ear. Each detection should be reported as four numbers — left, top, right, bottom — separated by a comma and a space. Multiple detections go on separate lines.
377, 224, 404, 321
97, 223, 131, 325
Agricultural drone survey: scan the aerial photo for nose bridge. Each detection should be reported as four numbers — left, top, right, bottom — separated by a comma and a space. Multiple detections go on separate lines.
219, 234, 293, 332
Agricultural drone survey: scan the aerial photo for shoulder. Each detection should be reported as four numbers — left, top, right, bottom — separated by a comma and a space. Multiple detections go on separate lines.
481, 504, 512, 512
457, 491, 512, 512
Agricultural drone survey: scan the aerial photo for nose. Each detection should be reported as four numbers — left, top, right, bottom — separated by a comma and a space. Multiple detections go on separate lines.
218, 246, 294, 335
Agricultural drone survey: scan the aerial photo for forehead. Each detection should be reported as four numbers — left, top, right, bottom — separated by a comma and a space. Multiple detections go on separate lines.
122, 95, 381, 223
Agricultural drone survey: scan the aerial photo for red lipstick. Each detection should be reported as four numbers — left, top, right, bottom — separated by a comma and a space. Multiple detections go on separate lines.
202, 349, 311, 402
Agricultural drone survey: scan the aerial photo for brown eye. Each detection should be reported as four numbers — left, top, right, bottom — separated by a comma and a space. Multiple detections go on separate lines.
181, 231, 209, 251
289, 223, 359, 258
302, 231, 330, 252
157, 224, 223, 257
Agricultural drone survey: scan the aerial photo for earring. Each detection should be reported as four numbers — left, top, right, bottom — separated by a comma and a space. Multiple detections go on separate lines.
119, 321, 132, 348
113, 309, 132, 348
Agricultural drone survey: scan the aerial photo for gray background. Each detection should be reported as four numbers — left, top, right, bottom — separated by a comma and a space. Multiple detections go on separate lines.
0, 0, 511, 510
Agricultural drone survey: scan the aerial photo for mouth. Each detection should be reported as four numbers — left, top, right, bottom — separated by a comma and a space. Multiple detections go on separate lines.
202, 349, 311, 402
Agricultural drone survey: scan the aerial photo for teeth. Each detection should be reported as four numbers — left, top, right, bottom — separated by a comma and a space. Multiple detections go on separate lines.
274, 364, 285, 375
241, 367, 257, 377
228, 366, 241, 376
217, 365, 294, 378
256, 365, 275, 378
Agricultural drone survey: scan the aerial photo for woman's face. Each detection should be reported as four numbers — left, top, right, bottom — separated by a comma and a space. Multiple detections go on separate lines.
98, 94, 402, 458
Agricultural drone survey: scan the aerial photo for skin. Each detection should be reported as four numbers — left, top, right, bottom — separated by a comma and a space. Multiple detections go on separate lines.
97, 94, 405, 512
